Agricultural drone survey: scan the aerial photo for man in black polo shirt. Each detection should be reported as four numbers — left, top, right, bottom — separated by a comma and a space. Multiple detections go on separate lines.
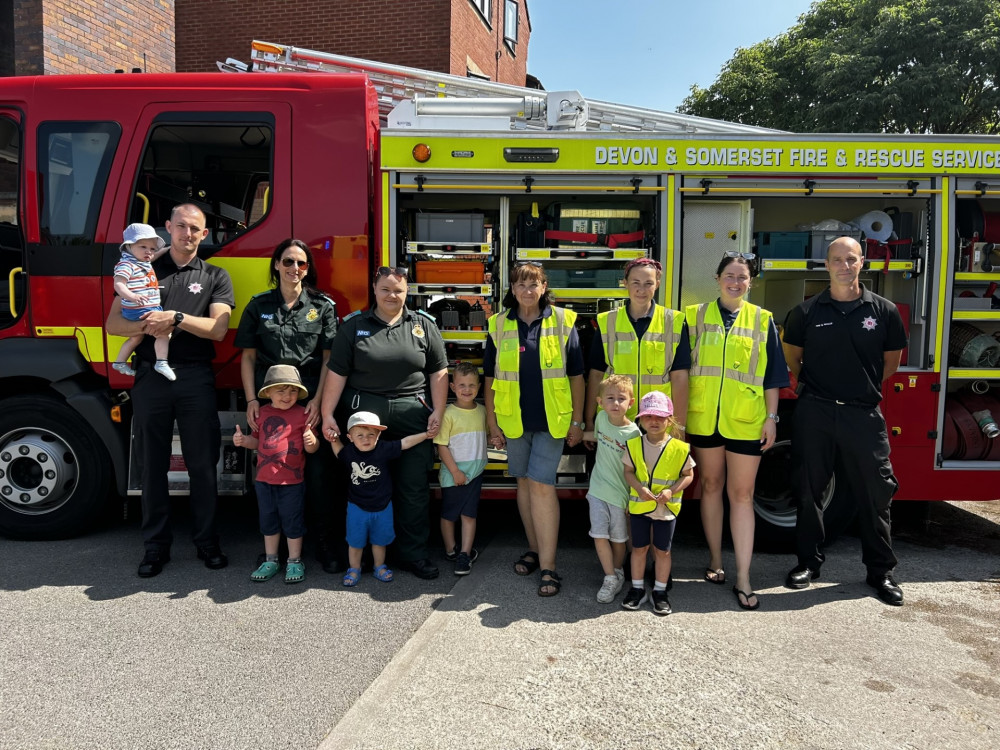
782, 236, 908, 606
107, 204, 235, 578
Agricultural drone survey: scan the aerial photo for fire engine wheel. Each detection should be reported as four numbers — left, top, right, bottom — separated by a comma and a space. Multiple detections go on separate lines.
752, 437, 857, 552
0, 396, 111, 540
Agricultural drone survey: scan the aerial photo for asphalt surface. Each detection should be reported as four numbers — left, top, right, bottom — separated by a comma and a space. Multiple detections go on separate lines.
1, 499, 999, 749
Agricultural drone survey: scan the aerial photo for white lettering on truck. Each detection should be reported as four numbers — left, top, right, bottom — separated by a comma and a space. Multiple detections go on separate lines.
595, 146, 658, 165
854, 149, 925, 168
684, 147, 782, 167
931, 149, 1000, 170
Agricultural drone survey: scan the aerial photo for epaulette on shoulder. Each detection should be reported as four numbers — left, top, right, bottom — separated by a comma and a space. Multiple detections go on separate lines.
308, 289, 336, 307
416, 309, 437, 324
249, 289, 273, 300
341, 310, 362, 322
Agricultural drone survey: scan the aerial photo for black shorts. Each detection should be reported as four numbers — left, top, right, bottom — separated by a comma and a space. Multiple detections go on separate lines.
441, 474, 484, 521
687, 430, 762, 456
630, 513, 676, 551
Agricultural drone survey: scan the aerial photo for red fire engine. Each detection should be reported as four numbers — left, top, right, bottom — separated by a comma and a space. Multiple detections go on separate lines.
1, 42, 998, 543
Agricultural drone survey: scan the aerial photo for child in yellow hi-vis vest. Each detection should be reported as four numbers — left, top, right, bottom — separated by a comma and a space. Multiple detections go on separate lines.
621, 391, 695, 615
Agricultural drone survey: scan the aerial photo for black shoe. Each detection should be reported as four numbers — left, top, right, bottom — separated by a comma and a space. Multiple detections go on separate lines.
454, 551, 472, 576
651, 590, 672, 616
445, 546, 479, 563
138, 549, 170, 578
398, 558, 439, 579
316, 545, 344, 574
196, 544, 229, 570
785, 565, 820, 589
621, 586, 648, 611
866, 573, 904, 606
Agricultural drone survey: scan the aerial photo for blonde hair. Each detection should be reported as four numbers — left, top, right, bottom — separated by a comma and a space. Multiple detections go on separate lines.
599, 374, 635, 398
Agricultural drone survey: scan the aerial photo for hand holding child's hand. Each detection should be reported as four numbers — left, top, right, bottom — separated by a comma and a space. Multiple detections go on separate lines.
234, 424, 245, 448
303, 427, 317, 449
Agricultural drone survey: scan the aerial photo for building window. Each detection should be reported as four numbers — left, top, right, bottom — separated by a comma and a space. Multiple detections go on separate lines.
471, 0, 491, 25
504, 0, 519, 45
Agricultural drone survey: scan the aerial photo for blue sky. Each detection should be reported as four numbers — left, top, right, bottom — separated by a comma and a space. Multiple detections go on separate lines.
526, 0, 816, 112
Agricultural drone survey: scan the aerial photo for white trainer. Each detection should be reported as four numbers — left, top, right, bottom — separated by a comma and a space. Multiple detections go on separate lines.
111, 362, 136, 377
153, 360, 177, 381
596, 573, 624, 603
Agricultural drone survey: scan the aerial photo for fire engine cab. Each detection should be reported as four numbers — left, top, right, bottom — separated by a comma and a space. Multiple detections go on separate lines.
1, 41, 998, 542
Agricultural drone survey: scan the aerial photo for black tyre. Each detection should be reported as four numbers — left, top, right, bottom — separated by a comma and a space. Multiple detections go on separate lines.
753, 438, 856, 552
0, 395, 112, 540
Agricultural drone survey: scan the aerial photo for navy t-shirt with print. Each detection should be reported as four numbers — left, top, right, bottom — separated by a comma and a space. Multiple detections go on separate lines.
336, 439, 402, 512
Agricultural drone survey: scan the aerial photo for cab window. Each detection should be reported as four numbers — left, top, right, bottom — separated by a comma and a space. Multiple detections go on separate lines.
38, 122, 121, 245
130, 117, 273, 246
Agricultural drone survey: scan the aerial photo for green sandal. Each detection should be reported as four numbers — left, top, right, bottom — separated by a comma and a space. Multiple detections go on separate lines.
250, 561, 280, 582
284, 560, 305, 584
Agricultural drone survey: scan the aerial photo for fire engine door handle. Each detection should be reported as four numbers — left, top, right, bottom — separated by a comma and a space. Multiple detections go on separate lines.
8, 267, 23, 317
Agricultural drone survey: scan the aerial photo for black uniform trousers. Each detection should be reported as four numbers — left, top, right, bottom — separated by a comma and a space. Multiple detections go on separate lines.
304, 443, 345, 554
337, 390, 434, 562
132, 362, 221, 552
792, 395, 898, 575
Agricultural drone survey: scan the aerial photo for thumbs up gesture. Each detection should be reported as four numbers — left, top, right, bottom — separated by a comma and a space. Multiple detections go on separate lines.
303, 425, 317, 450
234, 424, 245, 447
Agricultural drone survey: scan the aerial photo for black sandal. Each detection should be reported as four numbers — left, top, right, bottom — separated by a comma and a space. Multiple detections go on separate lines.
513, 551, 539, 576
538, 569, 562, 597
733, 586, 760, 611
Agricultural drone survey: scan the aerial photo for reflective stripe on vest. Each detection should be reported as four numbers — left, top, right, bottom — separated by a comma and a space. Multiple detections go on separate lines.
488, 306, 578, 439
597, 305, 684, 419
685, 301, 770, 440
625, 435, 689, 516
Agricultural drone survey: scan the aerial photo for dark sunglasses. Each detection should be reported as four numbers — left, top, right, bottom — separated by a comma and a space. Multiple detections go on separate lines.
724, 251, 756, 260
623, 257, 662, 273
374, 265, 408, 280
281, 258, 310, 269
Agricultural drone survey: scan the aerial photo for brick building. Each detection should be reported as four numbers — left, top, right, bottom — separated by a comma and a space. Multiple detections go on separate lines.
176, 0, 531, 85
3, 0, 175, 76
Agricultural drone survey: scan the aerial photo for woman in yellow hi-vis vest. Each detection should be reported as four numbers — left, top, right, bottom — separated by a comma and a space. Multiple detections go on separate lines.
484, 262, 586, 597
586, 257, 689, 428
686, 253, 789, 611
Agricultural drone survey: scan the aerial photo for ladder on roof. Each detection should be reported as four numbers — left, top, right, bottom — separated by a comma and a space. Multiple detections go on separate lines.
248, 40, 780, 135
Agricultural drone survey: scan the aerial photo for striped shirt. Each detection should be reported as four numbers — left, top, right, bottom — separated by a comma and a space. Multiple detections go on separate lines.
114, 251, 160, 309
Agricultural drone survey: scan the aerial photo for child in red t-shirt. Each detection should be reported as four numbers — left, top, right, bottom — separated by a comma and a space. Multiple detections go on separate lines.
234, 365, 318, 584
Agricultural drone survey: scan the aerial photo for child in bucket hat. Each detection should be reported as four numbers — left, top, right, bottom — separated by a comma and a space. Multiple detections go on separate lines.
329, 410, 430, 587
111, 223, 175, 380
233, 364, 318, 584
620, 390, 695, 616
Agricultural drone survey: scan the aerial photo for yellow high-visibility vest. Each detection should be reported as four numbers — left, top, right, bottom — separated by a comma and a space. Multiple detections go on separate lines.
488, 306, 577, 439
625, 434, 690, 517
685, 301, 770, 440
596, 304, 684, 419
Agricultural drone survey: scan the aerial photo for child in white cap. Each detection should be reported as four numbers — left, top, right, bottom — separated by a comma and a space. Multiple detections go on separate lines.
329, 412, 429, 587
621, 390, 695, 615
111, 222, 175, 380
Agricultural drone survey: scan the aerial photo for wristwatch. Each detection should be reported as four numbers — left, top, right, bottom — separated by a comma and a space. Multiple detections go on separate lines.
570, 420, 586, 429
173, 311, 185, 327
766, 412, 780, 423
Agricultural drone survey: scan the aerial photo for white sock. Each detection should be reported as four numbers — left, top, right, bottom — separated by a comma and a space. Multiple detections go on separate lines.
632, 579, 644, 589
653, 581, 667, 591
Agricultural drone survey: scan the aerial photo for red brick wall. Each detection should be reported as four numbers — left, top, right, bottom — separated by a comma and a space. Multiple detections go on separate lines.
176, 0, 453, 75
176, 0, 528, 86
450, 0, 529, 84
37, 0, 174, 74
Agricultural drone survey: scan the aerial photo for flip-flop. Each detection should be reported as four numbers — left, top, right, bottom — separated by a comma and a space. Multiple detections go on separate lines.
704, 567, 726, 585
342, 567, 361, 587
513, 550, 539, 576
538, 569, 562, 597
373, 564, 394, 583
733, 586, 760, 610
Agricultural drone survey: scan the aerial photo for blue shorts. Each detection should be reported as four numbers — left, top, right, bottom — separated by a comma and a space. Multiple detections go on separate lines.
255, 481, 306, 538
346, 501, 395, 548
505, 431, 564, 485
630, 513, 676, 552
441, 474, 484, 521
122, 304, 162, 322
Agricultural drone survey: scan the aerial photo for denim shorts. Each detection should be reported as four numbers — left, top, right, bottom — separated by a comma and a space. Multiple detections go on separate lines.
630, 513, 676, 552
586, 493, 629, 543
121, 304, 162, 321
346, 501, 395, 548
441, 474, 484, 521
256, 481, 306, 538
505, 431, 564, 485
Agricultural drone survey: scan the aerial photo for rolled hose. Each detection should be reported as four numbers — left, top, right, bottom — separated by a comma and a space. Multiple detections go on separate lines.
950, 322, 1000, 367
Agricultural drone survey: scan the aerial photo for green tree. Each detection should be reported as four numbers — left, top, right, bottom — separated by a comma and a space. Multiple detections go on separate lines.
678, 0, 1000, 133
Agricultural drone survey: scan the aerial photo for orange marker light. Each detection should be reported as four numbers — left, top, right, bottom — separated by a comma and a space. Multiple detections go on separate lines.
412, 143, 432, 163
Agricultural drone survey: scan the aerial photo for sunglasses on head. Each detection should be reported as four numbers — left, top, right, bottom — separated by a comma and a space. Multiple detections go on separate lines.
374, 265, 408, 280
281, 258, 310, 269
724, 251, 756, 260
623, 257, 662, 273
514, 261, 544, 268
